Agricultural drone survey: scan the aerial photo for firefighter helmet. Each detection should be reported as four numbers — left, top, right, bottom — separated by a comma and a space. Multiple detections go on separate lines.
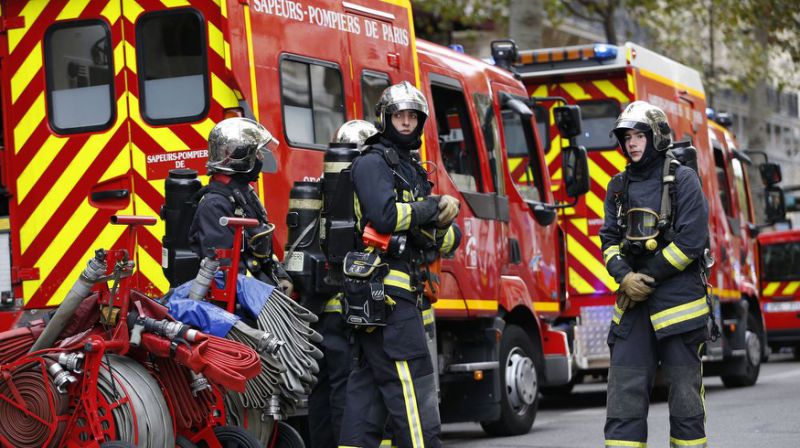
374, 81, 429, 133
207, 117, 279, 174
332, 120, 378, 148
611, 101, 672, 152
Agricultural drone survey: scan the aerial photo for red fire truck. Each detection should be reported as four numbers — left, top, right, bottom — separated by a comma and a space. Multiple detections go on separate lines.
757, 229, 800, 359
0, 0, 417, 328
510, 41, 773, 389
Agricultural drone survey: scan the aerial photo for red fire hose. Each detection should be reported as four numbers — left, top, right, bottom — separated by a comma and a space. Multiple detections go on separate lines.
140, 333, 260, 392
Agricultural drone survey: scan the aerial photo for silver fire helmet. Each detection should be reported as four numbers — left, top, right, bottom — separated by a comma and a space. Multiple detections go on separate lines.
207, 117, 279, 174
611, 101, 672, 152
374, 81, 429, 133
332, 120, 378, 148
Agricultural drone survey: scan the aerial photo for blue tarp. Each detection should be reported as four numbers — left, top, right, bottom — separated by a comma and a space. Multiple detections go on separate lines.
167, 273, 274, 336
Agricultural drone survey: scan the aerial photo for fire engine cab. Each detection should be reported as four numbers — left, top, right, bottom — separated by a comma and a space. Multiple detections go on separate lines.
510, 41, 770, 389
757, 229, 800, 359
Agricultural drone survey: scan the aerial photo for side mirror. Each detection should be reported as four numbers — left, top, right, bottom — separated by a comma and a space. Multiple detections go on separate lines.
765, 185, 786, 224
501, 93, 532, 118
526, 200, 557, 226
759, 162, 782, 186
563, 145, 590, 197
554, 105, 582, 139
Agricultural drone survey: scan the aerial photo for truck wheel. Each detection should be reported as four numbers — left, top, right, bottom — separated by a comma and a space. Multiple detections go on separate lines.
273, 421, 305, 448
480, 325, 541, 436
721, 315, 762, 388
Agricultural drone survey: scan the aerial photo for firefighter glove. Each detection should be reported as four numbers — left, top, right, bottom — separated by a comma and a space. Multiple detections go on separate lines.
410, 197, 439, 227
620, 272, 655, 301
436, 194, 460, 228
616, 292, 635, 311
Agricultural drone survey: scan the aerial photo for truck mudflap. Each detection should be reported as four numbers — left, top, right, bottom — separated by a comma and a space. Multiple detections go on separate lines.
574, 305, 614, 370
541, 321, 572, 387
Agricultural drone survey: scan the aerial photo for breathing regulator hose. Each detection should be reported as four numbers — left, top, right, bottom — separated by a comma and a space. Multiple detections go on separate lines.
29, 250, 108, 353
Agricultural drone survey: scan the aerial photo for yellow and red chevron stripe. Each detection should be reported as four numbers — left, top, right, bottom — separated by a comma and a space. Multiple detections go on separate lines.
532, 77, 632, 296
3, 0, 239, 307
761, 281, 800, 299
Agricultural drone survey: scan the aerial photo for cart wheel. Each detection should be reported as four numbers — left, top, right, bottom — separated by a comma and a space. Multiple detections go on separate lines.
176, 435, 198, 448
195, 425, 262, 448
273, 421, 305, 448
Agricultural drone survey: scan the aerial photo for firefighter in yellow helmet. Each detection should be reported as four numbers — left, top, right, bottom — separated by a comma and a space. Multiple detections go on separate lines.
601, 101, 710, 447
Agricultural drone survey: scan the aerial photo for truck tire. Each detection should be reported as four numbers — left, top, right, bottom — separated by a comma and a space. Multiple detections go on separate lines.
480, 324, 541, 436
274, 421, 305, 448
721, 314, 762, 388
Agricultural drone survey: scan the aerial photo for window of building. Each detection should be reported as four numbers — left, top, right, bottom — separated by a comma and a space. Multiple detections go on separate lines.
431, 80, 482, 192
575, 100, 620, 150
137, 9, 209, 124
281, 57, 345, 148
361, 71, 390, 120
44, 20, 114, 133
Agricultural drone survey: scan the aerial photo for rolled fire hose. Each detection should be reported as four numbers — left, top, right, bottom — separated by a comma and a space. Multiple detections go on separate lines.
29, 251, 108, 353
0, 361, 68, 448
0, 323, 45, 364
154, 358, 217, 431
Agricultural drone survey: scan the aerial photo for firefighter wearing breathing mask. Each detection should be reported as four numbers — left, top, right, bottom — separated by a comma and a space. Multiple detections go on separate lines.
189, 117, 294, 293
338, 82, 461, 448
600, 101, 710, 448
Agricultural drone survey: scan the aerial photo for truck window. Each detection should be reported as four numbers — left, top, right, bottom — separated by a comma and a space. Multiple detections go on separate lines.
473, 93, 504, 195
44, 21, 114, 133
533, 105, 549, 153
714, 147, 734, 218
430, 82, 482, 192
361, 71, 390, 120
576, 100, 619, 150
730, 158, 753, 223
137, 9, 208, 124
281, 57, 346, 148
761, 242, 800, 281
502, 109, 544, 202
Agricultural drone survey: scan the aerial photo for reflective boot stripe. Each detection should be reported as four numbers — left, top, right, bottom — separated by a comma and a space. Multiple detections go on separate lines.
670, 436, 707, 447
395, 361, 424, 448
605, 440, 647, 447
379, 440, 397, 448
650, 297, 709, 330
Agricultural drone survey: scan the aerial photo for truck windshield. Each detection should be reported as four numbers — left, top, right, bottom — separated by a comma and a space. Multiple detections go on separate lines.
575, 100, 619, 150
761, 242, 800, 281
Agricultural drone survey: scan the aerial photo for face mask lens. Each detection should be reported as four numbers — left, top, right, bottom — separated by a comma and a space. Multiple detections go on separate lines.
625, 208, 659, 240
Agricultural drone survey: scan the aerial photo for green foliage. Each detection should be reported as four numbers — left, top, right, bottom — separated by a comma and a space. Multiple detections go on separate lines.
412, 0, 508, 43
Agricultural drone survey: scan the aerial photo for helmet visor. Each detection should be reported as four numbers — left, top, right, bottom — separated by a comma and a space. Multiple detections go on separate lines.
625, 208, 660, 240
256, 137, 279, 173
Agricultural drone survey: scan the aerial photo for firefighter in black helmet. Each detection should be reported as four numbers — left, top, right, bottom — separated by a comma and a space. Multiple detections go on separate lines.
600, 101, 710, 448
338, 82, 461, 448
189, 117, 293, 292
308, 119, 378, 448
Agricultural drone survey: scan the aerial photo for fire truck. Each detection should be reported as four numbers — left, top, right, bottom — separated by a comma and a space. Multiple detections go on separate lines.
509, 41, 772, 389
0, 0, 583, 438
0, 0, 417, 328
410, 39, 586, 434
757, 229, 800, 359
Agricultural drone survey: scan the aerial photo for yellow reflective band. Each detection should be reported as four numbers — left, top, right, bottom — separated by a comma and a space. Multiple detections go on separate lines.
669, 436, 707, 447
385, 270, 412, 291
324, 296, 342, 314
395, 203, 412, 231
441, 227, 455, 254
401, 190, 413, 202
605, 441, 647, 447
604, 245, 621, 264
783, 281, 800, 295
354, 193, 363, 230
662, 242, 692, 271
395, 361, 424, 448
422, 308, 434, 326
613, 303, 623, 324
651, 297, 709, 331
763, 282, 781, 297
533, 301, 560, 312
379, 440, 396, 448
338, 446, 361, 448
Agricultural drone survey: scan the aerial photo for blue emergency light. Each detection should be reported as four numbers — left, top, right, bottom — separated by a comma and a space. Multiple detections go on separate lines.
593, 44, 617, 61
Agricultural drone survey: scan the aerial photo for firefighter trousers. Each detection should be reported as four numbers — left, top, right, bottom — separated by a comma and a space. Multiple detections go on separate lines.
339, 298, 441, 448
605, 305, 707, 448
309, 308, 352, 448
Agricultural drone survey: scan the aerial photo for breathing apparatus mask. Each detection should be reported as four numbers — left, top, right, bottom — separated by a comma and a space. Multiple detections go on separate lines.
621, 207, 660, 255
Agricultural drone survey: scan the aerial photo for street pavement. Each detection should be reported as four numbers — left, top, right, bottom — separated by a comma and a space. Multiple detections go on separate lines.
442, 353, 800, 447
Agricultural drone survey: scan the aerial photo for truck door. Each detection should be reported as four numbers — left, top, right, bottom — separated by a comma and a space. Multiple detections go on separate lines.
1, 0, 134, 311
120, 1, 227, 296
422, 69, 505, 318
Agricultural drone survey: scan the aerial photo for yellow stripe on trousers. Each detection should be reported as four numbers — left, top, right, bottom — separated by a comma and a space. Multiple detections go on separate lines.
395, 361, 424, 448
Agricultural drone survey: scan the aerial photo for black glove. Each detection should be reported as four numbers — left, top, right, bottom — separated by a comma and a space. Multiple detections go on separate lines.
410, 197, 439, 227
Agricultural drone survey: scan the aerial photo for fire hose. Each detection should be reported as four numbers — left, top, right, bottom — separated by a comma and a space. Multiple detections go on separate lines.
29, 250, 107, 353
0, 361, 68, 448
0, 323, 44, 364
155, 358, 218, 431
